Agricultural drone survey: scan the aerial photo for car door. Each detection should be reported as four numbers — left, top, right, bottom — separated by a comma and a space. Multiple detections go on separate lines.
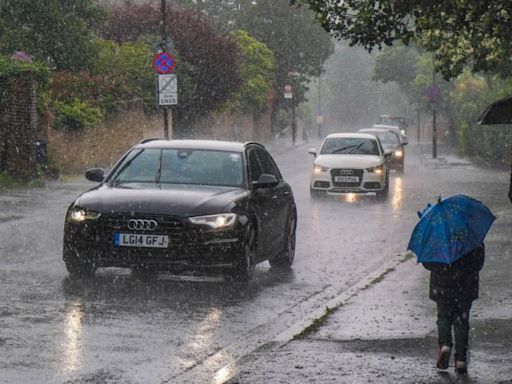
254, 147, 293, 253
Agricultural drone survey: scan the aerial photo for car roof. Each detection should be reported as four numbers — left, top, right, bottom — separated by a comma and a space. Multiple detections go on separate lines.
324, 132, 378, 140
135, 139, 262, 152
359, 128, 398, 134
373, 124, 400, 130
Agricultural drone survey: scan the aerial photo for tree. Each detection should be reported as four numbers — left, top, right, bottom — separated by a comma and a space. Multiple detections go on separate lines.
293, 0, 512, 80
227, 30, 275, 116
99, 2, 241, 135
236, 0, 334, 130
0, 0, 105, 71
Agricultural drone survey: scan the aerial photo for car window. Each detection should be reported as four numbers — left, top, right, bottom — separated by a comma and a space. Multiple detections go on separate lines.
255, 148, 282, 179
320, 138, 380, 155
376, 131, 400, 145
247, 148, 264, 183
111, 148, 244, 187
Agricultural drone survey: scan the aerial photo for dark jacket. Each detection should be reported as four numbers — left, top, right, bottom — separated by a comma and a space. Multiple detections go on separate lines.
422, 246, 485, 305
508, 163, 512, 203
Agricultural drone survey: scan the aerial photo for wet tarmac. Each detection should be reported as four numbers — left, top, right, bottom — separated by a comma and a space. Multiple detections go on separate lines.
1, 142, 511, 383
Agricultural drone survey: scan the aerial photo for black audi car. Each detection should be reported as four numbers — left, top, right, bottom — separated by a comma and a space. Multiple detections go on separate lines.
63, 139, 297, 281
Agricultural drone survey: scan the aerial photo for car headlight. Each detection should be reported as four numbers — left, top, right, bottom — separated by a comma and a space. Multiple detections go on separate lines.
188, 213, 237, 229
394, 150, 403, 158
67, 207, 101, 223
366, 165, 384, 174
313, 164, 329, 174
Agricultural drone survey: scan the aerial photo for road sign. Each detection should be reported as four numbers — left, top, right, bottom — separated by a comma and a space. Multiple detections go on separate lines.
426, 84, 441, 102
153, 52, 176, 74
158, 74, 178, 106
284, 84, 293, 99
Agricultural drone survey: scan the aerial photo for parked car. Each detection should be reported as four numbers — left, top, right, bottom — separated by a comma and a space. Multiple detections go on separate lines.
359, 128, 406, 173
308, 133, 391, 200
373, 124, 408, 145
63, 139, 297, 282
377, 115, 408, 136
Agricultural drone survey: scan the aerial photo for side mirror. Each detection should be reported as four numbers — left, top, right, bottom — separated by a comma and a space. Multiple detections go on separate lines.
384, 151, 393, 160
307, 148, 317, 157
253, 174, 279, 189
85, 168, 105, 182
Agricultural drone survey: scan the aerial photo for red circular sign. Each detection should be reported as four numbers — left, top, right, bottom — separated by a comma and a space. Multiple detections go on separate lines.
284, 84, 292, 92
152, 52, 176, 74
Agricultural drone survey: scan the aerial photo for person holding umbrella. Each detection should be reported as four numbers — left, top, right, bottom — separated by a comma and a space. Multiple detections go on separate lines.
407, 195, 496, 374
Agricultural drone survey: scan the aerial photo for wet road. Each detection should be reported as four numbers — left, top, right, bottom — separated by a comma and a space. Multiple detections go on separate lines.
0, 143, 510, 383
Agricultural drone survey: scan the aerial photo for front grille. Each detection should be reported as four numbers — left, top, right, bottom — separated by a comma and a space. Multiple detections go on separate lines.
331, 169, 363, 187
102, 213, 184, 233
314, 181, 330, 188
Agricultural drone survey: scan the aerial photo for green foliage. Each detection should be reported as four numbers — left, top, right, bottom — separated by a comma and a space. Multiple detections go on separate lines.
0, 171, 19, 189
92, 39, 154, 112
450, 71, 512, 163
54, 99, 103, 132
294, 0, 512, 80
0, 0, 106, 71
227, 30, 275, 114
237, 0, 334, 107
0, 55, 50, 84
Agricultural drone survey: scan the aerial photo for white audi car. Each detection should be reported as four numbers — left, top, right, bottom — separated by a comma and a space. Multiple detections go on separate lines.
308, 133, 390, 200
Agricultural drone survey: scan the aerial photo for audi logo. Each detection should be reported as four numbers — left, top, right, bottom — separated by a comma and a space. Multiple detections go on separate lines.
128, 219, 158, 231
338, 169, 354, 175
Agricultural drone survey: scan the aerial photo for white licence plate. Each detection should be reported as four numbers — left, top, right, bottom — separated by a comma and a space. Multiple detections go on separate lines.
334, 176, 359, 183
114, 233, 169, 248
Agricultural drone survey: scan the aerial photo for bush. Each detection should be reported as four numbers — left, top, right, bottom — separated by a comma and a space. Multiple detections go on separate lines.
54, 99, 103, 131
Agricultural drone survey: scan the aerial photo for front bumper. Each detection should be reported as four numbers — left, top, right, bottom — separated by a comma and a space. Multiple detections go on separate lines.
63, 214, 245, 273
310, 168, 386, 194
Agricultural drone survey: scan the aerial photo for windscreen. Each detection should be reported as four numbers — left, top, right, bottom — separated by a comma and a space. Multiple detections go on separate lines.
110, 148, 244, 187
320, 138, 380, 155
375, 131, 400, 145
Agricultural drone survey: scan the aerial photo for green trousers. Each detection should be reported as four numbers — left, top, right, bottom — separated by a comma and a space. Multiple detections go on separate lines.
436, 301, 473, 362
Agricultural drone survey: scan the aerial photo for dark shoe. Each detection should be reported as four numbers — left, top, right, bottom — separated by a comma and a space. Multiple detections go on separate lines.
455, 360, 467, 374
436, 345, 451, 369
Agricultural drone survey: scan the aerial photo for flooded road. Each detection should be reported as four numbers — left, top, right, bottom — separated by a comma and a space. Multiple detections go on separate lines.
1, 143, 510, 383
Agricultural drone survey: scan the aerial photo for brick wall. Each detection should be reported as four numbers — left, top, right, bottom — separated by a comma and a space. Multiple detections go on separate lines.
0, 73, 40, 179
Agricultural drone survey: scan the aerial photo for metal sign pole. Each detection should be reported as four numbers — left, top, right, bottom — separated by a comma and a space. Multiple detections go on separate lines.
161, 0, 171, 140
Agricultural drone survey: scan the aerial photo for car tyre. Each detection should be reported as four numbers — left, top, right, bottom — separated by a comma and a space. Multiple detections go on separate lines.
269, 209, 297, 269
231, 225, 256, 282
376, 175, 390, 201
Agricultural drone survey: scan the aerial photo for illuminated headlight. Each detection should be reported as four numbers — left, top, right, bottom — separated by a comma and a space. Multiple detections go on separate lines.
67, 207, 101, 223
394, 150, 403, 158
188, 213, 237, 229
313, 164, 329, 174
366, 165, 384, 174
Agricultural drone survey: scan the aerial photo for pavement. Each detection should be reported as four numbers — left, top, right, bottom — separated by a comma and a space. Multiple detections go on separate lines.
227, 144, 512, 384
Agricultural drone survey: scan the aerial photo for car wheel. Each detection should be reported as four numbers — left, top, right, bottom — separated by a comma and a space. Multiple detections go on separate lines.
376, 176, 390, 201
64, 250, 96, 278
231, 225, 256, 282
270, 209, 296, 269
397, 161, 405, 174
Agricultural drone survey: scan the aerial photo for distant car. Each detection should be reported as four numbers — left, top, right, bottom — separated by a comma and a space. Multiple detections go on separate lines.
63, 139, 297, 282
377, 115, 408, 136
359, 128, 406, 173
373, 124, 408, 145
308, 133, 390, 200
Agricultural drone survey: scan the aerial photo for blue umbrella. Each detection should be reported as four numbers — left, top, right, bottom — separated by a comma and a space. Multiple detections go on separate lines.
407, 195, 496, 264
